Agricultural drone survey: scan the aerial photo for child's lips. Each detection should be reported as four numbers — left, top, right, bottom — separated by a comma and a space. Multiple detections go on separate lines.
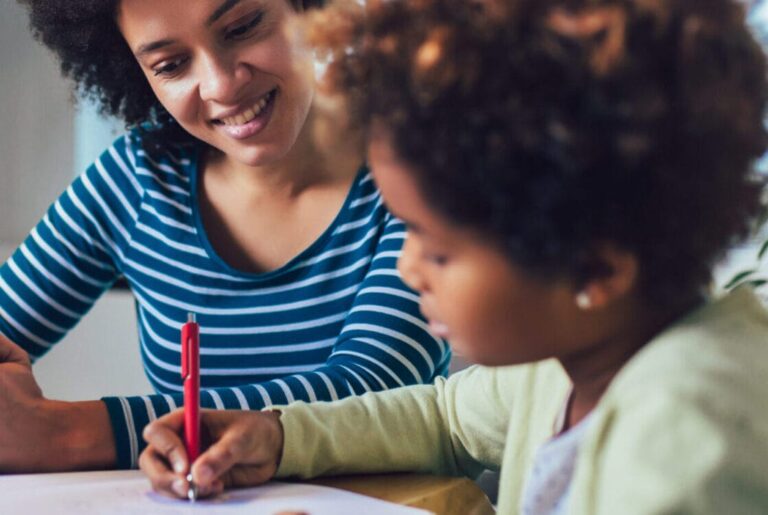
421, 302, 450, 337
428, 319, 451, 338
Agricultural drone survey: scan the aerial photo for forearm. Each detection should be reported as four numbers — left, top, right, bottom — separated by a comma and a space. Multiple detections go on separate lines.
274, 365, 562, 480
2, 399, 116, 472
55, 400, 117, 470
275, 382, 465, 479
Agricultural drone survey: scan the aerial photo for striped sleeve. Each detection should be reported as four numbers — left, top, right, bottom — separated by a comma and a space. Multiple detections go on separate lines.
101, 215, 450, 469
0, 135, 141, 357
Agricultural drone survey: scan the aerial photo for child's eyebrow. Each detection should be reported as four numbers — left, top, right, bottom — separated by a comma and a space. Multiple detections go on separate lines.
397, 216, 423, 235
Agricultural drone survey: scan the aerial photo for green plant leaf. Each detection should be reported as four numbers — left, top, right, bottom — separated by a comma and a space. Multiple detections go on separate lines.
725, 269, 756, 290
749, 279, 767, 288
759, 238, 768, 260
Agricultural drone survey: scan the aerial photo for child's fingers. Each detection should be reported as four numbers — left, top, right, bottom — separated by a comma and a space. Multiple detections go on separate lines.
151, 408, 187, 432
139, 445, 188, 499
226, 463, 277, 488
142, 411, 189, 474
195, 478, 225, 498
192, 429, 254, 488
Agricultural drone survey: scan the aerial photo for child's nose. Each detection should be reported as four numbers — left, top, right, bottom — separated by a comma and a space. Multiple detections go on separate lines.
397, 235, 427, 293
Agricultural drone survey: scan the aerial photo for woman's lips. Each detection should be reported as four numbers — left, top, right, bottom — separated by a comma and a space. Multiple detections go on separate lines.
214, 89, 277, 141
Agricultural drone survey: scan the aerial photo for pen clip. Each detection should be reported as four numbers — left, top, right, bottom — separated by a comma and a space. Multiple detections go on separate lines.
181, 334, 190, 380
181, 313, 197, 380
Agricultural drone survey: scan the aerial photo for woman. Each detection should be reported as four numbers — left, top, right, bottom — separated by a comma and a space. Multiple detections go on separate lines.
0, 0, 448, 471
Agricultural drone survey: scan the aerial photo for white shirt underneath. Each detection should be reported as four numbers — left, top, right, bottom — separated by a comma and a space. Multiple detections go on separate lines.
519, 407, 594, 515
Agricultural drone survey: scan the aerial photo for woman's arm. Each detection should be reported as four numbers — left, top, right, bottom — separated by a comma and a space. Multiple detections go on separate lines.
0, 133, 141, 357
0, 134, 144, 471
0, 333, 117, 471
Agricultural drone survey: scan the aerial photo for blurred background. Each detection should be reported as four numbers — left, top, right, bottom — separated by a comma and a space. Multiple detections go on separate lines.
0, 0, 766, 402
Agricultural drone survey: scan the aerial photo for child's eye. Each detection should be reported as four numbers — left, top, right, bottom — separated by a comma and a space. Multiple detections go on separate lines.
152, 57, 189, 77
425, 253, 449, 266
225, 11, 264, 40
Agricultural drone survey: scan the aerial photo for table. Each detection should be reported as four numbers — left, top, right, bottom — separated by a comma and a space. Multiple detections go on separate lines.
314, 473, 495, 515
0, 470, 495, 514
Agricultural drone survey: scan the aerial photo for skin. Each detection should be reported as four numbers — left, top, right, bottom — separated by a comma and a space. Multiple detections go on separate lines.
0, 0, 361, 472
0, 334, 115, 471
140, 409, 284, 498
367, 131, 691, 428
140, 128, 700, 499
117, 0, 361, 273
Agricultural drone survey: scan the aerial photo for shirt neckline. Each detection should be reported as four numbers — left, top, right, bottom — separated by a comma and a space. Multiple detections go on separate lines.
189, 145, 367, 281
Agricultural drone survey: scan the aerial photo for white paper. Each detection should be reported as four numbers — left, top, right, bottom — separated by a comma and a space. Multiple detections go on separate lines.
0, 470, 432, 515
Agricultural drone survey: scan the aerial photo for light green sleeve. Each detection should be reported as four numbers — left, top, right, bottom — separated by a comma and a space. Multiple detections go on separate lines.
275, 365, 531, 479
571, 388, 768, 514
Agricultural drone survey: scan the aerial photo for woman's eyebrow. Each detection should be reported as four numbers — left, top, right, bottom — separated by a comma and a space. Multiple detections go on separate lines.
135, 39, 175, 57
134, 0, 247, 56
207, 0, 243, 26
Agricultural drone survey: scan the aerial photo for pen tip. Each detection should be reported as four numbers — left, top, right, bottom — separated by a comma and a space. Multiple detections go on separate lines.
186, 473, 198, 502
187, 312, 196, 323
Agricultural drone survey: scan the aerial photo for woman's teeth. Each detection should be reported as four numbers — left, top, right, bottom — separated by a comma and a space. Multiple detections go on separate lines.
220, 92, 271, 126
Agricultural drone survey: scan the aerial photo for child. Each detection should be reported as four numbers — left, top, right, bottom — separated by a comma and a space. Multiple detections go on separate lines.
140, 0, 768, 512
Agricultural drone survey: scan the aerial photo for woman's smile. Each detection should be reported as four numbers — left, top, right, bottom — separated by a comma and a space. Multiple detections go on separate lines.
118, 0, 315, 168
210, 88, 278, 140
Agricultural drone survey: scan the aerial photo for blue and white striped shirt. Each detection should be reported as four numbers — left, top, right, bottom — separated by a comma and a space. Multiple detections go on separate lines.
0, 130, 449, 469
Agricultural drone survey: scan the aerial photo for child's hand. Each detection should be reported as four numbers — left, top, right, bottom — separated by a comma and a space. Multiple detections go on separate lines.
140, 409, 285, 499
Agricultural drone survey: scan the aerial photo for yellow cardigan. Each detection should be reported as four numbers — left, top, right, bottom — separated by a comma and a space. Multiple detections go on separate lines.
276, 288, 768, 514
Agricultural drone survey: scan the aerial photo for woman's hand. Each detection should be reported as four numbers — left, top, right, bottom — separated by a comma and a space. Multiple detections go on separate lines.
0, 333, 116, 472
140, 408, 285, 499
0, 333, 49, 471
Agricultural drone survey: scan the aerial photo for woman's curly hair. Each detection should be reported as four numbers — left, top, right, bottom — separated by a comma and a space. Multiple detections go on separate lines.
18, 0, 326, 150
309, 0, 768, 305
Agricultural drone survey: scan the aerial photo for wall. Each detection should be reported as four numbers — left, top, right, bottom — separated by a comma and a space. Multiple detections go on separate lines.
0, 1, 149, 400
0, 0, 766, 402
0, 0, 76, 244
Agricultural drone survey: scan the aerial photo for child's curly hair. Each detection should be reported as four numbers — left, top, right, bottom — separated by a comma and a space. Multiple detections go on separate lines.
18, 0, 326, 149
309, 0, 768, 305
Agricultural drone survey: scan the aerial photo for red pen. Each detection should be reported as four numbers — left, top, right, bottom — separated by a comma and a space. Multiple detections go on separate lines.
181, 312, 200, 501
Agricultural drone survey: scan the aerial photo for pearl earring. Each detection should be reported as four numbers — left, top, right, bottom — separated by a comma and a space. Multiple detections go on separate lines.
576, 292, 592, 310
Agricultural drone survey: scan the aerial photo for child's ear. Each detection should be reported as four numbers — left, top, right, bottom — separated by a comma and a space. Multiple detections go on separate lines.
574, 244, 638, 310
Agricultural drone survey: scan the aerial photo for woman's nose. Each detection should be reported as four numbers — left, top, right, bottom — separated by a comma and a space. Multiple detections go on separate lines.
198, 52, 252, 103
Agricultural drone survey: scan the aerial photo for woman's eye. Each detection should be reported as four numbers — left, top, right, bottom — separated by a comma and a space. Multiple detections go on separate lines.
153, 57, 188, 77
225, 12, 264, 40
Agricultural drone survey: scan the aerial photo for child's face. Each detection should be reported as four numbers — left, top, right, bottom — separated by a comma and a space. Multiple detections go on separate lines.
370, 136, 583, 366
117, 0, 314, 168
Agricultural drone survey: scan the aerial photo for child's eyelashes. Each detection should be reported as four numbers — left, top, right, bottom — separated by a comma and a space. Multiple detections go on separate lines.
424, 253, 449, 266
225, 11, 265, 41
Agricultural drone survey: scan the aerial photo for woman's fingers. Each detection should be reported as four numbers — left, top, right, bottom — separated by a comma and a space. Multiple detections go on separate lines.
0, 333, 31, 366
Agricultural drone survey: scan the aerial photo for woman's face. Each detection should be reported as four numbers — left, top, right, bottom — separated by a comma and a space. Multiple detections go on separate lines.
117, 0, 315, 167
369, 134, 585, 367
